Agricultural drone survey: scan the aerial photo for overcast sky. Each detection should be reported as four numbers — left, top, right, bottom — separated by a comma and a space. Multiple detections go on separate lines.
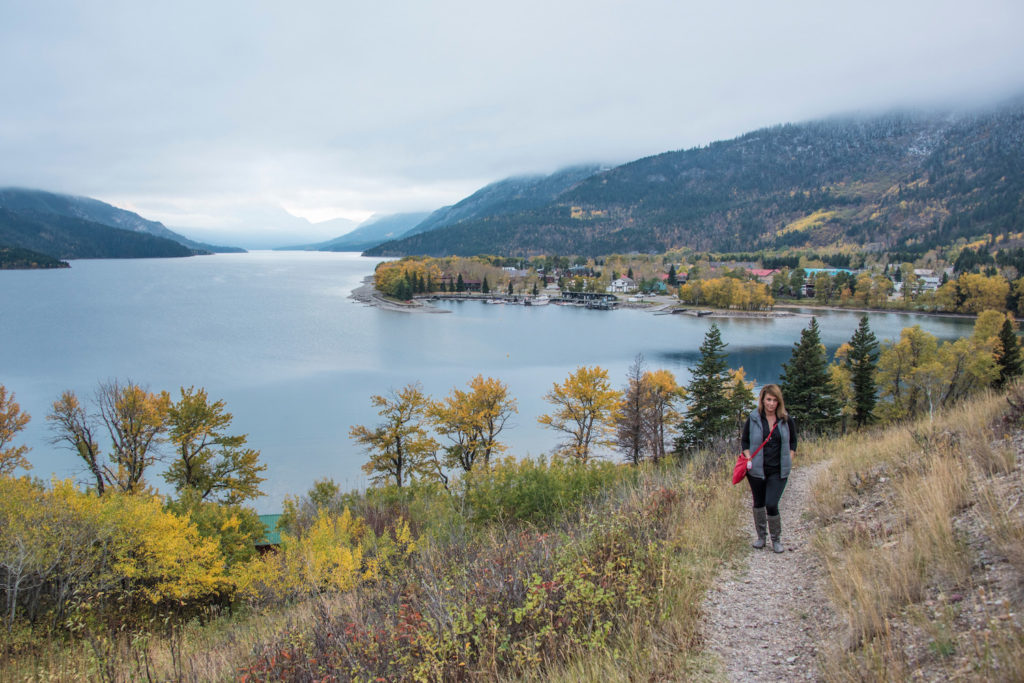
2, 0, 1023, 246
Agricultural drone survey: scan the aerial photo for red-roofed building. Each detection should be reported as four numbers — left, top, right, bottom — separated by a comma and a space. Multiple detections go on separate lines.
748, 268, 780, 284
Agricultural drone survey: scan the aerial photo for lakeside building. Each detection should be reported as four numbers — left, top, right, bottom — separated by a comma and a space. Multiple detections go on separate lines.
747, 268, 780, 284
607, 277, 637, 293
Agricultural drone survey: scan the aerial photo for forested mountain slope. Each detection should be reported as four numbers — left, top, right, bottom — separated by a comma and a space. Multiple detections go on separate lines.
289, 212, 432, 252
0, 188, 243, 254
366, 101, 1024, 257
0, 207, 195, 260
401, 164, 606, 237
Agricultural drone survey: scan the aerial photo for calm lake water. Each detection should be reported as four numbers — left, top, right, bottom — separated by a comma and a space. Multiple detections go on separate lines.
0, 251, 973, 510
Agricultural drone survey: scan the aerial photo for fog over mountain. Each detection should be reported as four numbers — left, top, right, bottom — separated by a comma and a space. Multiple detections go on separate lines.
1, 1, 1021, 238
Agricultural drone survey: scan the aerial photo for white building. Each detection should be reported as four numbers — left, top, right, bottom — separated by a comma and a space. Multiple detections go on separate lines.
607, 277, 637, 293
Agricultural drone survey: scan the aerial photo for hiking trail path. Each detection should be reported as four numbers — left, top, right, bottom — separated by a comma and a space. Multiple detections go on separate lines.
701, 461, 842, 682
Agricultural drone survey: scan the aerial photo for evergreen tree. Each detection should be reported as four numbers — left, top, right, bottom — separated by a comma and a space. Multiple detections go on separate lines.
396, 277, 412, 300
532, 282, 539, 296
481, 277, 490, 294
674, 323, 734, 455
995, 317, 1023, 388
627, 266, 634, 280
789, 268, 806, 299
846, 315, 879, 426
780, 317, 841, 433
667, 264, 678, 286
456, 273, 465, 292
507, 281, 514, 296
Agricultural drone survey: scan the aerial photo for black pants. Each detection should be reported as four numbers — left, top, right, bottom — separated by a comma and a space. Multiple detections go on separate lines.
748, 472, 788, 516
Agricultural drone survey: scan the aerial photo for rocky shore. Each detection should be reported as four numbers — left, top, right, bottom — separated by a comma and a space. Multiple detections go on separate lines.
348, 277, 450, 314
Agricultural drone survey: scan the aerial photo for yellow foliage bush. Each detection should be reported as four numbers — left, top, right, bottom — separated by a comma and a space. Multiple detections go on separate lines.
0, 478, 227, 633
233, 507, 415, 604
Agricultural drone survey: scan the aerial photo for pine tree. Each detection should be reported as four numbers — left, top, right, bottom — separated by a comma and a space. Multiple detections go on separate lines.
667, 264, 678, 286
780, 317, 841, 433
481, 277, 490, 294
456, 273, 465, 292
674, 323, 734, 455
995, 317, 1023, 388
846, 315, 879, 426
507, 281, 514, 296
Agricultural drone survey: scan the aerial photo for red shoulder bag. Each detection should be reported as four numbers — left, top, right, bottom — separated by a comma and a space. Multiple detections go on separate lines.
731, 419, 778, 485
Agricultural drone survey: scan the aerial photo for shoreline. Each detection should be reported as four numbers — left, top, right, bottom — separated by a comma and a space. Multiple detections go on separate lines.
348, 277, 450, 314
349, 281, 980, 321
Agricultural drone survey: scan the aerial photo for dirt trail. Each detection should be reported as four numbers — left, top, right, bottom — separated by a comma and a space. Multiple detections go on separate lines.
701, 461, 842, 682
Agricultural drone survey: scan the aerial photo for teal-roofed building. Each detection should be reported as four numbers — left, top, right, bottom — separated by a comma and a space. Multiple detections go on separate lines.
256, 514, 283, 552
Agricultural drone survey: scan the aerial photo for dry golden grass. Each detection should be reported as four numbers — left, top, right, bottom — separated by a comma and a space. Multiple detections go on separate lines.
3, 598, 323, 682
809, 388, 1024, 680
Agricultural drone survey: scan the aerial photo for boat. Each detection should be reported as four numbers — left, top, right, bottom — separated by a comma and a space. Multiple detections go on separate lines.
527, 295, 550, 306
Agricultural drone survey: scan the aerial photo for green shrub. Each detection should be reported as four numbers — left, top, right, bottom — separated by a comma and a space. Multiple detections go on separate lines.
461, 456, 634, 525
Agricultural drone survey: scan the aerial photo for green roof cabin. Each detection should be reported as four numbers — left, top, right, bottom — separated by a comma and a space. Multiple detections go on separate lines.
256, 514, 283, 553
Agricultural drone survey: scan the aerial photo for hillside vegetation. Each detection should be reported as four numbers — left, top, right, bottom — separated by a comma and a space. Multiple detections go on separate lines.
366, 100, 1024, 257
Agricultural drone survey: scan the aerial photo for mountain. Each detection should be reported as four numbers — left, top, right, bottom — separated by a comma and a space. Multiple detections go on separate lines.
403, 164, 606, 239
365, 100, 1024, 257
0, 207, 196, 260
0, 188, 244, 254
284, 212, 432, 252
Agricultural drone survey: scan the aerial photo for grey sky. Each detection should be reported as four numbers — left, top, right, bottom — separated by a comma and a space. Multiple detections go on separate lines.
2, 0, 1023, 246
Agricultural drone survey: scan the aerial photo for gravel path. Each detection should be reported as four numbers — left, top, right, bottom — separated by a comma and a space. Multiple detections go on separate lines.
701, 461, 842, 682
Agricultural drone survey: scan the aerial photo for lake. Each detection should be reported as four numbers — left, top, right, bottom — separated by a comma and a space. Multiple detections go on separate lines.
0, 251, 974, 510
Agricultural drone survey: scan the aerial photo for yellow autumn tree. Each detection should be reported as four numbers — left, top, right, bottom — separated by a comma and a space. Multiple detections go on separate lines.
351, 383, 439, 488
877, 323, 997, 420
538, 366, 621, 462
374, 258, 445, 298
0, 385, 31, 476
430, 375, 518, 473
48, 381, 171, 494
829, 342, 857, 433
643, 368, 686, 463
97, 380, 171, 493
164, 386, 266, 505
677, 277, 772, 310
0, 478, 227, 631
936, 273, 1010, 313
48, 390, 106, 493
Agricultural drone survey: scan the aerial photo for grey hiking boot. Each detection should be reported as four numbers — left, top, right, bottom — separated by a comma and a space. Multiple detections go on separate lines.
767, 514, 784, 553
752, 507, 767, 549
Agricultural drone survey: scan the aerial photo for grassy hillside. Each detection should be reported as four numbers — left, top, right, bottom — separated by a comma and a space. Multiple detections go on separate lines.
806, 389, 1024, 680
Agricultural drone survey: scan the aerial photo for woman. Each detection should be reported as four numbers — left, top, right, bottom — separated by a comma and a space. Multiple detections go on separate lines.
740, 384, 797, 553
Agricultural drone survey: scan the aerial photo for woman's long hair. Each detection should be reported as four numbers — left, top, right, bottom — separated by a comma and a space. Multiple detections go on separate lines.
758, 384, 788, 420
